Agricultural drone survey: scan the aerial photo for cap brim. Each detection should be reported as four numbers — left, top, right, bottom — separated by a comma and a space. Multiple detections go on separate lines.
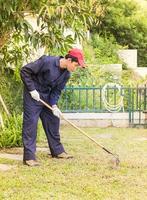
78, 60, 86, 68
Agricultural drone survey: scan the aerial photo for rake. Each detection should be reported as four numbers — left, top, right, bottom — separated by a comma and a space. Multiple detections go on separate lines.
40, 99, 120, 168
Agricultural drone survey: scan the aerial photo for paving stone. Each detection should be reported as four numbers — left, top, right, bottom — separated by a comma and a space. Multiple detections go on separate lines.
0, 153, 22, 161
0, 164, 15, 171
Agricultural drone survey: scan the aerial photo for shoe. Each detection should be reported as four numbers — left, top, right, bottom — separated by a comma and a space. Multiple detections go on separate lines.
54, 152, 73, 159
23, 160, 40, 167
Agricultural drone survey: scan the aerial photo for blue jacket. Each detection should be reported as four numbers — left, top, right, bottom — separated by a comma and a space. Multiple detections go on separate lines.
20, 55, 70, 105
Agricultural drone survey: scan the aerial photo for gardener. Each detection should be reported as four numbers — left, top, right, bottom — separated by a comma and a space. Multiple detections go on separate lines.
20, 48, 85, 166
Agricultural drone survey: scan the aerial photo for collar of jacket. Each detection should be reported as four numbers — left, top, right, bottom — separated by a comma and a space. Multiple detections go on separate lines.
55, 56, 64, 68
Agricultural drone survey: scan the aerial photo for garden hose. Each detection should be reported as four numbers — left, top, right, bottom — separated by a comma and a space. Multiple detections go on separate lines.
102, 83, 124, 113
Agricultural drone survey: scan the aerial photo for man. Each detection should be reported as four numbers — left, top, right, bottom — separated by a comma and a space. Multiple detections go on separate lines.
20, 48, 85, 166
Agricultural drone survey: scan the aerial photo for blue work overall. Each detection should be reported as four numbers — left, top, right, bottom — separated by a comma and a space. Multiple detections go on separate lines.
20, 55, 70, 161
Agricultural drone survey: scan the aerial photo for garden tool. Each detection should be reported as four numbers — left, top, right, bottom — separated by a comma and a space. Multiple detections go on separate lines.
40, 99, 120, 169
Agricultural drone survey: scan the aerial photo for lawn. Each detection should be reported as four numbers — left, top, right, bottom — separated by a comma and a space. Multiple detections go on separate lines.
0, 126, 147, 200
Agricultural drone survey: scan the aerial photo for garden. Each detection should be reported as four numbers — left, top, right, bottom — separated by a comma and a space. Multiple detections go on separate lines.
0, 126, 147, 199
0, 0, 147, 199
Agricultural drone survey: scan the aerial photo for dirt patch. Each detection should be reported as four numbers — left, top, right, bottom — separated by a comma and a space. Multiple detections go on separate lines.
37, 147, 49, 152
95, 133, 112, 139
0, 147, 23, 154
134, 137, 147, 141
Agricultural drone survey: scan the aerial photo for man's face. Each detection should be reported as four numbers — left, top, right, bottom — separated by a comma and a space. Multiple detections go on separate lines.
66, 59, 79, 72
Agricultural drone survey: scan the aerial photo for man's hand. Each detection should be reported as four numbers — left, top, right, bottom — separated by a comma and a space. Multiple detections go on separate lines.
30, 90, 40, 101
52, 105, 62, 118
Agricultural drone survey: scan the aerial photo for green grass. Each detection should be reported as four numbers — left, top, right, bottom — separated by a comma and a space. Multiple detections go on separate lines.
0, 126, 147, 200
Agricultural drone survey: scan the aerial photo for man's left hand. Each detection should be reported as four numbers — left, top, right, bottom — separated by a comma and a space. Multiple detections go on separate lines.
52, 105, 62, 118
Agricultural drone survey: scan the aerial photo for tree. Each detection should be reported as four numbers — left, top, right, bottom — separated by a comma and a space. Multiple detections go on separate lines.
92, 0, 147, 67
0, 0, 110, 72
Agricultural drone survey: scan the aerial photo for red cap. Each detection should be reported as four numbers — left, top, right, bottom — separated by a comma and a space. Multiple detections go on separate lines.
68, 48, 85, 67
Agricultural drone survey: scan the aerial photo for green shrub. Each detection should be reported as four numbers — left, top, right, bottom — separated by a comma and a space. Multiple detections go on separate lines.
91, 34, 121, 64
0, 113, 22, 147
0, 69, 23, 114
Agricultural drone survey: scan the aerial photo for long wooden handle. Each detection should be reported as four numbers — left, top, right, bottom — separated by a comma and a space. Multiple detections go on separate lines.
0, 94, 10, 116
39, 99, 53, 111
39, 99, 116, 156
0, 112, 4, 129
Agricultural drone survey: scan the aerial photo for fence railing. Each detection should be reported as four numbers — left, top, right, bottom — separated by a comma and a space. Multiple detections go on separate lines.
59, 86, 146, 111
58, 85, 147, 125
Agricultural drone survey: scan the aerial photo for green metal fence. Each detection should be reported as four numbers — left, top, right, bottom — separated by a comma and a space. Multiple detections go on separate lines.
128, 86, 147, 126
58, 85, 147, 125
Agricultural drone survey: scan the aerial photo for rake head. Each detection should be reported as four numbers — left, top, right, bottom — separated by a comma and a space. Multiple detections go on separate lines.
110, 155, 120, 169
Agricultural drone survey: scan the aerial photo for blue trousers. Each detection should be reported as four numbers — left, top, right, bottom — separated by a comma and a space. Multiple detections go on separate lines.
22, 89, 65, 161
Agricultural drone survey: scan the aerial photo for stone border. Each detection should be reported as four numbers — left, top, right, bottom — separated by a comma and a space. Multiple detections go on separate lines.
61, 112, 145, 128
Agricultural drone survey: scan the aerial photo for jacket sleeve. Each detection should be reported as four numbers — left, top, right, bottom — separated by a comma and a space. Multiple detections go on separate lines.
20, 55, 46, 91
49, 73, 70, 106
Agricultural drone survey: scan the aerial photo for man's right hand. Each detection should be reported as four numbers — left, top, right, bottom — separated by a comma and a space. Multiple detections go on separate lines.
30, 90, 40, 101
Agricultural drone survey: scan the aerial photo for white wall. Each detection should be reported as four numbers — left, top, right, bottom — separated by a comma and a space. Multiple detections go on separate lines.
61, 112, 145, 128
118, 49, 137, 69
